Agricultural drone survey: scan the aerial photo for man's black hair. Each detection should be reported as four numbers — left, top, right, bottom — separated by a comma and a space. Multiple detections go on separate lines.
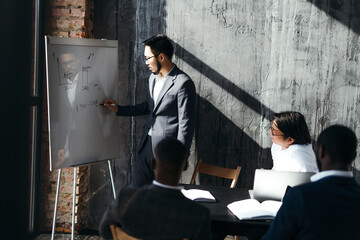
154, 138, 186, 167
272, 111, 312, 145
142, 34, 174, 60
317, 125, 357, 165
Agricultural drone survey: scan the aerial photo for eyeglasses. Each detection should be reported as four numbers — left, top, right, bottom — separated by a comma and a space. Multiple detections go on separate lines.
145, 54, 158, 62
145, 54, 160, 62
270, 126, 284, 137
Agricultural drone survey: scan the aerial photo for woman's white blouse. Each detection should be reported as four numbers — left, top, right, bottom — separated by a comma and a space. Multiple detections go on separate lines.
271, 143, 319, 172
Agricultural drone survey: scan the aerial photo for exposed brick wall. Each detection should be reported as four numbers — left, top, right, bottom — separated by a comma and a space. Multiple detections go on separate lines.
46, 0, 93, 38
39, 0, 93, 233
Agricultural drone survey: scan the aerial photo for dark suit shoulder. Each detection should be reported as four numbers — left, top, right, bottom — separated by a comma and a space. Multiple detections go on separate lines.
296, 176, 360, 190
113, 185, 211, 240
115, 186, 142, 204
144, 185, 209, 213
285, 176, 360, 207
117, 186, 141, 195
178, 193, 210, 213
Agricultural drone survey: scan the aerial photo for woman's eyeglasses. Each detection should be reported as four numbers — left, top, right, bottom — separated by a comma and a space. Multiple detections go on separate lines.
270, 126, 284, 137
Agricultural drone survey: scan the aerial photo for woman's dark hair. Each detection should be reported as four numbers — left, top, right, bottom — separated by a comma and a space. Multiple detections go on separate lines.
272, 111, 312, 145
142, 34, 174, 60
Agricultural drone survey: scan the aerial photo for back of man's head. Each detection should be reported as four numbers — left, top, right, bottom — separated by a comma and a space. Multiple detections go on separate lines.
153, 139, 186, 184
142, 34, 174, 60
155, 138, 186, 168
317, 125, 357, 166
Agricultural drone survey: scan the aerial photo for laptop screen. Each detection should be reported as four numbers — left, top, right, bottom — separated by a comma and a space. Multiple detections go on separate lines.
252, 169, 315, 202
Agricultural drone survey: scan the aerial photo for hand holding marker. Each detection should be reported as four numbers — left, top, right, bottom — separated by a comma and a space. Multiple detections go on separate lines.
99, 103, 116, 106
100, 99, 118, 112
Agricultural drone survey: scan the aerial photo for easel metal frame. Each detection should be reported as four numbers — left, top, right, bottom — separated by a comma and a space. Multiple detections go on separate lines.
51, 160, 116, 240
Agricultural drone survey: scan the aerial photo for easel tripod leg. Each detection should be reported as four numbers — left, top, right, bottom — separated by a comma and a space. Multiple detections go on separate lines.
51, 169, 62, 240
108, 160, 116, 199
71, 167, 77, 240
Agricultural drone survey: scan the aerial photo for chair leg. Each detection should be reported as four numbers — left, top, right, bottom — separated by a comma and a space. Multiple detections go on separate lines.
234, 236, 248, 240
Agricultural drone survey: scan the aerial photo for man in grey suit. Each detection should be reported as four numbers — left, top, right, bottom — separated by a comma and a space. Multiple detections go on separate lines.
99, 139, 212, 240
104, 35, 196, 187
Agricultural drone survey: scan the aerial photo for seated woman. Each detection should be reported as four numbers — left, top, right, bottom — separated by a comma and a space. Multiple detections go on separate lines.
270, 111, 318, 172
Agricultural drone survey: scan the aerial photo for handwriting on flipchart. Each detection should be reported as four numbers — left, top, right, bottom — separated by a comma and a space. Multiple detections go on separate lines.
75, 99, 99, 112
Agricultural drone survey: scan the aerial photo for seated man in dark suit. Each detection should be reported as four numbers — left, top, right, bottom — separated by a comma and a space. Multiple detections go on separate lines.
99, 138, 212, 240
262, 125, 360, 240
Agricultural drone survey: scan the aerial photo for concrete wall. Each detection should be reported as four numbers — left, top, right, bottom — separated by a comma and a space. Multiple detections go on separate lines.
167, 0, 360, 186
88, 0, 360, 229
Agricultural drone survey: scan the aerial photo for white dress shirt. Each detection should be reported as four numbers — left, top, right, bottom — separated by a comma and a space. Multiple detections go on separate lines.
310, 170, 353, 182
152, 180, 183, 190
148, 65, 175, 136
153, 74, 166, 104
271, 143, 319, 172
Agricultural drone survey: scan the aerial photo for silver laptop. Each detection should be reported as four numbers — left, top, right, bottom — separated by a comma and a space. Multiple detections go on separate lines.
249, 169, 316, 202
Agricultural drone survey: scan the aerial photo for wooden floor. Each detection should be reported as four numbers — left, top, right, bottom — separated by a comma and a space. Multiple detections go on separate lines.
35, 234, 104, 240
34, 233, 241, 240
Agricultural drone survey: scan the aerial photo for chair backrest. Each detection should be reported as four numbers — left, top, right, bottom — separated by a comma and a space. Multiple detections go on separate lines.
110, 225, 190, 240
110, 225, 140, 240
190, 159, 241, 188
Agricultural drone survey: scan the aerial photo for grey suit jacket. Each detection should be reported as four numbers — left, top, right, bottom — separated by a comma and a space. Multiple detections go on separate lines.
116, 65, 196, 153
99, 184, 212, 240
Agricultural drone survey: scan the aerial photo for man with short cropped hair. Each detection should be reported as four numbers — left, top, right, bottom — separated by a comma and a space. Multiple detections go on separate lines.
262, 125, 360, 240
99, 139, 212, 240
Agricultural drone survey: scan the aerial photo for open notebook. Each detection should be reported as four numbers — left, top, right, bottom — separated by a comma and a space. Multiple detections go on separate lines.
181, 189, 216, 202
228, 199, 282, 220
249, 169, 315, 202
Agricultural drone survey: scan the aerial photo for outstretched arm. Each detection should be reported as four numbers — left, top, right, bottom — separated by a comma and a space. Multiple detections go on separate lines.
102, 99, 150, 116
